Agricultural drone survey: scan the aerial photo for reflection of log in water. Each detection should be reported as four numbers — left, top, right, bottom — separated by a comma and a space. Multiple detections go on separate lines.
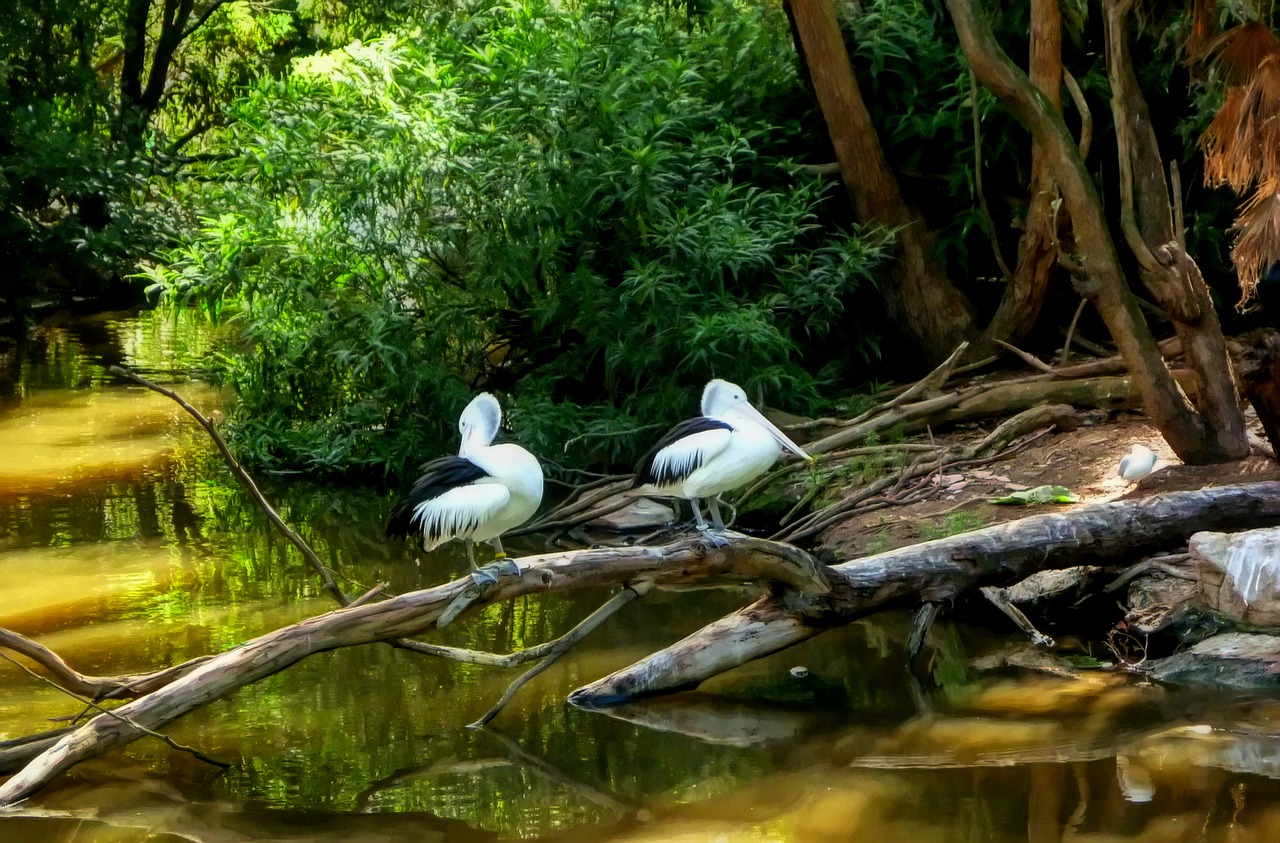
591, 697, 812, 747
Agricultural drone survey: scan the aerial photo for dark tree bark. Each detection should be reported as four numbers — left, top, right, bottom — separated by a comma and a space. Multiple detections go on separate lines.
1102, 0, 1248, 461
114, 0, 217, 147
981, 0, 1063, 348
945, 0, 1242, 465
1235, 329, 1280, 456
787, 0, 978, 365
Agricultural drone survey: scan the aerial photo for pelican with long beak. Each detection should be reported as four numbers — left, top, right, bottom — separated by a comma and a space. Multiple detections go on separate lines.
386, 393, 543, 584
633, 379, 811, 544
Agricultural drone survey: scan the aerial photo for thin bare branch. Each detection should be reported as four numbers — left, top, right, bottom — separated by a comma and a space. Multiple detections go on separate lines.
109, 366, 348, 604
1062, 68, 1092, 159
971, 72, 1014, 281
994, 339, 1056, 373
0, 652, 228, 770
468, 582, 653, 728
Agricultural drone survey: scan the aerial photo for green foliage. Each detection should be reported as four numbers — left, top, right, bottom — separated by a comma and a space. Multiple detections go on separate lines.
152, 0, 892, 478
0, 0, 424, 314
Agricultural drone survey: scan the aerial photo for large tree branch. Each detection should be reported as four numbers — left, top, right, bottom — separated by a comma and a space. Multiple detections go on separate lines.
1100, 0, 1248, 462
0, 537, 831, 806
140, 0, 197, 111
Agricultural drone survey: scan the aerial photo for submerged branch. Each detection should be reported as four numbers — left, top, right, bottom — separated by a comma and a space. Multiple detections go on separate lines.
0, 652, 229, 770
468, 582, 653, 728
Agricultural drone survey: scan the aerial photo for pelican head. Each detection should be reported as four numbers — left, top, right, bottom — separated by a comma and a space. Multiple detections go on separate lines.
701, 379, 812, 462
458, 392, 502, 455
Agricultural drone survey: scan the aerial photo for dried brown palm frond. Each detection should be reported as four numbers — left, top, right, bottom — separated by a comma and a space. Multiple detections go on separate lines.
1239, 52, 1280, 123
1202, 86, 1250, 189
1184, 0, 1220, 64
1202, 56, 1280, 192
1231, 180, 1280, 305
1260, 116, 1280, 186
1209, 22, 1280, 86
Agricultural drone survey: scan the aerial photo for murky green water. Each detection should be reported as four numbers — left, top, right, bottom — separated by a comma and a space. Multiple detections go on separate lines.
4, 311, 1280, 842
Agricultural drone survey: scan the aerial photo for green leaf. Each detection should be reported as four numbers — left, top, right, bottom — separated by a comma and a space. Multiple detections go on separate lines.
988, 485, 1080, 506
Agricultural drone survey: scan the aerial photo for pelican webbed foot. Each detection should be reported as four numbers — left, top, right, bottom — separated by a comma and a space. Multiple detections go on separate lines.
695, 522, 732, 548
473, 555, 521, 583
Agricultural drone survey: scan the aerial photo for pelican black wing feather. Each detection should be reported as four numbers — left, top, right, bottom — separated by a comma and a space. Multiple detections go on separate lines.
632, 416, 732, 487
386, 455, 489, 539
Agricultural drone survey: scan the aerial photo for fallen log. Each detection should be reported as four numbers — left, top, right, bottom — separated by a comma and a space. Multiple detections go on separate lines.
569, 482, 1280, 705
803, 372, 1194, 455
7, 482, 1280, 805
0, 538, 830, 805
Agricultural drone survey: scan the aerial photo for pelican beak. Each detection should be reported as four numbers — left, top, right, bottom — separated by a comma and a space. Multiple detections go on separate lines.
740, 403, 812, 462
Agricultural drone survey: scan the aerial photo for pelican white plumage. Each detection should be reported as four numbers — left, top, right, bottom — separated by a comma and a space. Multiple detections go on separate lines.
1118, 443, 1157, 483
633, 379, 811, 544
386, 393, 543, 584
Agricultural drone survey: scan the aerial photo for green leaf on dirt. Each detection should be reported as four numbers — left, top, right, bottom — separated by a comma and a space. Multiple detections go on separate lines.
987, 485, 1080, 505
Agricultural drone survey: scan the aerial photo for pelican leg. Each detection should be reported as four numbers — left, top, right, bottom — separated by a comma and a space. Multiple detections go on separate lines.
707, 496, 727, 532
466, 542, 499, 586
690, 498, 729, 547
470, 537, 521, 585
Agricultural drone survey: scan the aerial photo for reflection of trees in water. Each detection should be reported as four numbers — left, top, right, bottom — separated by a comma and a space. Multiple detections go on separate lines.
64, 316, 128, 372
0, 344, 18, 403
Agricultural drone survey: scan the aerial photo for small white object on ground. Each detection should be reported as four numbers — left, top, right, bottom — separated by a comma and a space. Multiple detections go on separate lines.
1118, 443, 1157, 481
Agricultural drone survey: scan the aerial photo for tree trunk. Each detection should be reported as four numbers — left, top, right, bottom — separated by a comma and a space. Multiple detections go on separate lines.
114, 0, 152, 143
787, 0, 977, 365
1235, 329, 1280, 456
981, 0, 1063, 349
945, 0, 1237, 465
1102, 0, 1249, 461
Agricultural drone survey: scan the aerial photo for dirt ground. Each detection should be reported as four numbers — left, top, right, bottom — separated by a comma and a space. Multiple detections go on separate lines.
822, 409, 1280, 556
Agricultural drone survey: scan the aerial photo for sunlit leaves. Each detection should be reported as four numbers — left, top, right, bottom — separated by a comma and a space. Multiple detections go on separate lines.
150, 0, 891, 478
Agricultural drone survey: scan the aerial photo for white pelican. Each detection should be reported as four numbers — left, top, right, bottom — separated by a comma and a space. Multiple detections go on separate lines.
386, 393, 543, 584
633, 379, 811, 544
1118, 443, 1157, 483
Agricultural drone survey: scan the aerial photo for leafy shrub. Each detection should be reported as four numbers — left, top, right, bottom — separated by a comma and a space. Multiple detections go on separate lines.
150, 0, 891, 479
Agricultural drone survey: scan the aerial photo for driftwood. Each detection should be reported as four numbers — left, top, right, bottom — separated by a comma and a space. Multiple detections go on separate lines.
802, 371, 1192, 455
569, 482, 1280, 705
0, 538, 828, 805
776, 403, 1076, 542
5, 483, 1280, 804
7, 480, 1280, 803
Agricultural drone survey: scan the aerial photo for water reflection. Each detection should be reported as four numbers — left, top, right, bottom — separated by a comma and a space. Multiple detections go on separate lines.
5, 311, 1280, 841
